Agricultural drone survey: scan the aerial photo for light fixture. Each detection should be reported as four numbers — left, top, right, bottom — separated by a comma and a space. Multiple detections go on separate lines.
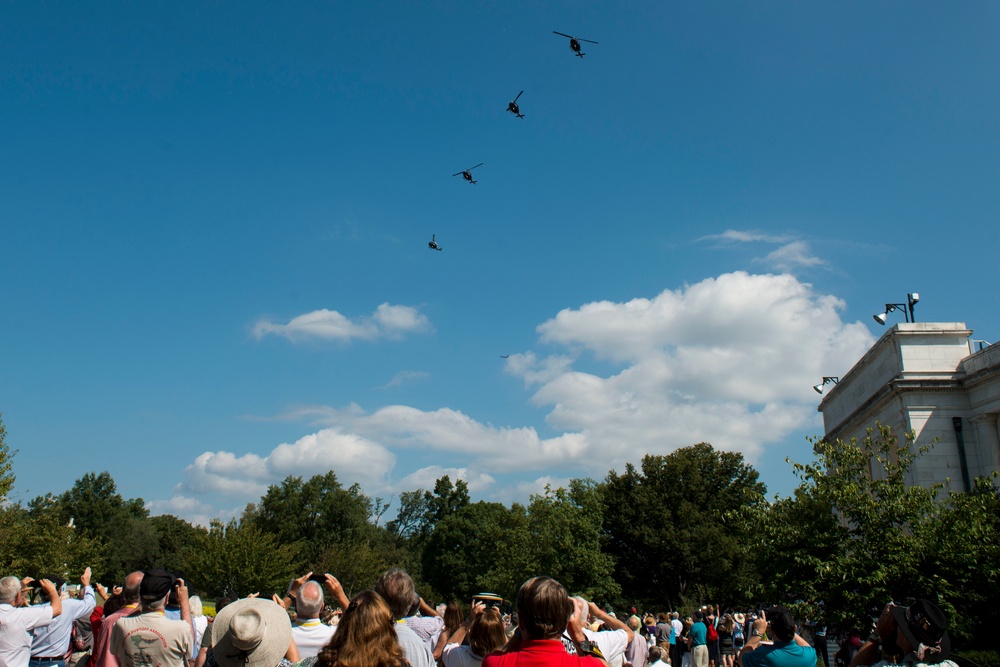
813, 376, 839, 395
873, 293, 919, 325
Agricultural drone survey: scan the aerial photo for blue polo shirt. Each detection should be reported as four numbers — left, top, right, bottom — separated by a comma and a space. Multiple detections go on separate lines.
690, 622, 707, 647
741, 641, 817, 667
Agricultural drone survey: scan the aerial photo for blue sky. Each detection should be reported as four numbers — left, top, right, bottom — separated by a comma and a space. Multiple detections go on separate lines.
2, 2, 998, 524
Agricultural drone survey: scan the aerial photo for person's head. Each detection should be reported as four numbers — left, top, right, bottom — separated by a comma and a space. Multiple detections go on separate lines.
694, 611, 704, 622
650, 648, 662, 663
374, 568, 416, 621
443, 601, 464, 633
469, 608, 507, 657
316, 590, 404, 667
671, 612, 679, 620
139, 569, 175, 611
296, 580, 325, 619
889, 600, 951, 664
516, 576, 573, 641
211, 598, 293, 667
216, 596, 233, 613
629, 615, 641, 631
658, 612, 668, 623
722, 614, 734, 633
189, 595, 204, 618
0, 576, 22, 605
764, 606, 796, 642
122, 571, 144, 604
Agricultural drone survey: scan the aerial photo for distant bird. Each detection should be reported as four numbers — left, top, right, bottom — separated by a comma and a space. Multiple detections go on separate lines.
500, 355, 509, 359
428, 234, 442, 251
553, 31, 598, 58
507, 91, 524, 118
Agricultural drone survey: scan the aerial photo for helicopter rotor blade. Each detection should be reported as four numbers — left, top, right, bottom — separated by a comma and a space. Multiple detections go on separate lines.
579, 38, 599, 44
468, 163, 483, 170
513, 90, 523, 102
451, 172, 464, 177
552, 31, 573, 39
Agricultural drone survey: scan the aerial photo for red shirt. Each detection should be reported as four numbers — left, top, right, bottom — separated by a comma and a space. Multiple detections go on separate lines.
484, 639, 606, 667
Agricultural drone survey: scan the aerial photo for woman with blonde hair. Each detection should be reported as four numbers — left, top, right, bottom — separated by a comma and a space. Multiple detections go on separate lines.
310, 590, 407, 667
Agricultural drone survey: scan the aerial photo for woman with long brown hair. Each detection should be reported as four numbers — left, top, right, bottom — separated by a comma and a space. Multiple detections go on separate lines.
433, 601, 466, 662
310, 590, 407, 667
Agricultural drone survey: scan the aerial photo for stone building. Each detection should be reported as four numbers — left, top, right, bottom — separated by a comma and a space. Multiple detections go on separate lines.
817, 322, 1000, 491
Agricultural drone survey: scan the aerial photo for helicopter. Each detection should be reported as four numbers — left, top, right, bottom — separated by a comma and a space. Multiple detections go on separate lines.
452, 163, 483, 184
553, 31, 598, 58
507, 90, 524, 118
428, 234, 442, 251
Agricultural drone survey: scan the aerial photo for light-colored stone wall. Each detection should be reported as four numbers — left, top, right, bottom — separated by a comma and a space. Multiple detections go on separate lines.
819, 322, 1000, 493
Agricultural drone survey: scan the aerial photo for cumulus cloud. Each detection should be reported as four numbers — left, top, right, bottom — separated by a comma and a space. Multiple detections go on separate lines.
176, 429, 395, 499
148, 495, 241, 527
163, 271, 873, 523
253, 303, 430, 343
396, 466, 496, 494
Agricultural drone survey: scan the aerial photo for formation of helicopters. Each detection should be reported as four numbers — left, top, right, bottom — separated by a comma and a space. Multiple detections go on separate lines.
430, 30, 598, 254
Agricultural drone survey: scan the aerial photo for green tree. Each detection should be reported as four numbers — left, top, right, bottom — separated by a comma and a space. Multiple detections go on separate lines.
0, 499, 103, 581
388, 476, 471, 543
184, 519, 299, 598
421, 500, 516, 600
524, 480, 619, 602
149, 514, 203, 575
602, 444, 767, 610
0, 413, 13, 502
754, 424, 946, 632
44, 472, 154, 583
245, 472, 376, 565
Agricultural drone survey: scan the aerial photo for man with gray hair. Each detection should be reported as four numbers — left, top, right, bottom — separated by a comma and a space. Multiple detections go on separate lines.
93, 571, 143, 667
0, 576, 62, 667
284, 572, 349, 660
375, 568, 433, 667
111, 569, 192, 667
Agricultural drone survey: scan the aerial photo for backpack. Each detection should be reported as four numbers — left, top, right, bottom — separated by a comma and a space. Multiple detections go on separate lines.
706, 622, 718, 642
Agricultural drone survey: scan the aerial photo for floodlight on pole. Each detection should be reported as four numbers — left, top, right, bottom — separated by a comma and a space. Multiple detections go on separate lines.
813, 376, 840, 395
873, 293, 919, 325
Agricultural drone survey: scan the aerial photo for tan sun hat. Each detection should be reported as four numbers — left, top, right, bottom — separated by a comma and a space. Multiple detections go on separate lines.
211, 598, 292, 667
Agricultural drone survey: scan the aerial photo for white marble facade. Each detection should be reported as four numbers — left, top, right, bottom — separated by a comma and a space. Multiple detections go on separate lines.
818, 322, 1000, 491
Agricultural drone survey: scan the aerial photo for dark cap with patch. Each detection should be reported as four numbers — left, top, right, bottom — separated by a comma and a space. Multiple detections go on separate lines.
140, 568, 176, 601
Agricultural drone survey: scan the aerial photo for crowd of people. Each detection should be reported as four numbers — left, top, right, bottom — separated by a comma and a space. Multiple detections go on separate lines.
0, 566, 958, 667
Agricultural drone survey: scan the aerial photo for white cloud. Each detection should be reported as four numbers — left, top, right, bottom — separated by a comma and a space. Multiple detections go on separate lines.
380, 371, 430, 389
700, 229, 792, 244
176, 429, 396, 499
163, 271, 873, 523
700, 230, 828, 272
148, 495, 241, 527
758, 241, 827, 271
253, 303, 430, 343
395, 466, 496, 494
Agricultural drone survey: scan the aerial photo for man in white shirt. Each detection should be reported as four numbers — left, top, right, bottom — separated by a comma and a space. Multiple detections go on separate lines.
0, 577, 63, 667
29, 568, 97, 667
284, 572, 349, 659
563, 600, 635, 667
